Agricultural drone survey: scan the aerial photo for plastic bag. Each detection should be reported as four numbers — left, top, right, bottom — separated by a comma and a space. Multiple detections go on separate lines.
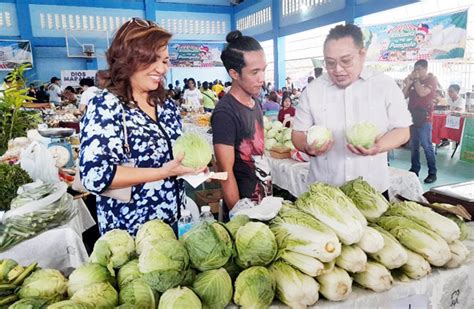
229, 197, 283, 221
20, 141, 59, 184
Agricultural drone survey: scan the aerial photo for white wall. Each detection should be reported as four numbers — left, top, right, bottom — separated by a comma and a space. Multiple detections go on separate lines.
167, 67, 230, 85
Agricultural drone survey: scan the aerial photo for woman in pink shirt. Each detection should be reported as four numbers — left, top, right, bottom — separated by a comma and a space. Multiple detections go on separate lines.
278, 94, 295, 127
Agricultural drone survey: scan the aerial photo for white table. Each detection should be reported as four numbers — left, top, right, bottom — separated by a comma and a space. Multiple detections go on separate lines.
268, 156, 426, 202
0, 199, 96, 275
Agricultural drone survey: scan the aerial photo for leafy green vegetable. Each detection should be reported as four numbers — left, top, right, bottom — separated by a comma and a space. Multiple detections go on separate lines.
117, 259, 141, 289
191, 268, 233, 309
306, 125, 332, 148
70, 282, 118, 308
346, 121, 378, 148
357, 225, 385, 254
225, 215, 250, 239
335, 245, 367, 273
119, 279, 156, 309
47, 300, 93, 308
445, 240, 470, 268
0, 164, 32, 211
445, 214, 469, 241
68, 263, 116, 297
173, 132, 212, 168
234, 266, 275, 309
352, 260, 393, 292
316, 266, 352, 301
400, 249, 431, 279
235, 222, 277, 268
8, 298, 49, 308
135, 220, 176, 255
182, 221, 232, 271
340, 177, 389, 221
89, 229, 135, 274
139, 239, 189, 293
18, 269, 67, 303
367, 224, 408, 269
158, 287, 202, 309
280, 250, 325, 277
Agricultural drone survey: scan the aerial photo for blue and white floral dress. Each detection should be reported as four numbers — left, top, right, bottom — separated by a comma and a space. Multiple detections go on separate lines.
79, 89, 183, 235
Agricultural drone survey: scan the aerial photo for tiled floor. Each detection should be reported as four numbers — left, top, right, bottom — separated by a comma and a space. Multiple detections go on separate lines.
389, 144, 474, 192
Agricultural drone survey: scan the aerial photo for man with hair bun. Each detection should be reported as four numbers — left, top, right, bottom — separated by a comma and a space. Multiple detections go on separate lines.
211, 30, 272, 214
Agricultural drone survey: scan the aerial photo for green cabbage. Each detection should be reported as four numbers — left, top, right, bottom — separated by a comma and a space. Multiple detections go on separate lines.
377, 216, 452, 266
173, 133, 212, 168
266, 128, 279, 139
89, 229, 135, 274
158, 287, 202, 309
70, 282, 118, 308
271, 207, 341, 262
445, 214, 469, 241
316, 266, 352, 301
340, 177, 389, 221
335, 245, 367, 273
386, 202, 461, 243
67, 263, 116, 297
119, 279, 156, 309
445, 240, 470, 268
263, 116, 272, 130
9, 298, 49, 308
352, 261, 393, 292
225, 214, 250, 239
180, 268, 197, 287
367, 224, 408, 269
271, 121, 284, 131
284, 140, 295, 150
296, 183, 366, 245
138, 239, 189, 293
223, 258, 242, 282
235, 222, 277, 268
357, 225, 385, 254
117, 259, 141, 289
400, 249, 431, 279
306, 125, 332, 148
269, 261, 320, 308
346, 121, 378, 148
191, 268, 233, 308
135, 219, 176, 255
18, 269, 67, 303
47, 300, 93, 308
234, 266, 275, 309
183, 221, 233, 271
280, 250, 325, 277
265, 138, 278, 150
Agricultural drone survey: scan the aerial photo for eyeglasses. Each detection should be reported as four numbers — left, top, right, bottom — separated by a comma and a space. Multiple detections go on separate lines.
118, 18, 159, 37
324, 52, 359, 70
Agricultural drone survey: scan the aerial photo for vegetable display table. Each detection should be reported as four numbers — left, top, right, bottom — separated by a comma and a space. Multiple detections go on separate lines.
0, 199, 95, 275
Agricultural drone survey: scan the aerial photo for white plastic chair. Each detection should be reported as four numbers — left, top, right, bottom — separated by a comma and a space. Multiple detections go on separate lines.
182, 196, 200, 221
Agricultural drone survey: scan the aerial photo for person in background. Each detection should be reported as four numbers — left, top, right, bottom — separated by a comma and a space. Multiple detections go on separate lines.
197, 80, 202, 91
79, 78, 98, 114
212, 79, 224, 97
290, 88, 300, 106
292, 24, 411, 198
314, 67, 323, 79
35, 85, 49, 103
224, 81, 232, 93
433, 89, 448, 107
403, 59, 437, 184
447, 84, 465, 113
168, 83, 174, 92
27, 83, 36, 99
201, 81, 218, 112
47, 76, 62, 106
211, 30, 272, 214
182, 77, 203, 111
79, 18, 204, 235
62, 86, 77, 105
278, 93, 296, 128
285, 77, 294, 91
174, 80, 182, 100
262, 90, 280, 115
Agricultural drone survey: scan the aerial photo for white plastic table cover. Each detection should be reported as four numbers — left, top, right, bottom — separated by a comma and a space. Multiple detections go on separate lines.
0, 198, 96, 275
227, 224, 474, 309
268, 156, 427, 202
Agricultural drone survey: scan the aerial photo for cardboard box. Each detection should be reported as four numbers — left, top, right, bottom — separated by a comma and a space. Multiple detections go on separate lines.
269, 145, 292, 159
195, 188, 223, 214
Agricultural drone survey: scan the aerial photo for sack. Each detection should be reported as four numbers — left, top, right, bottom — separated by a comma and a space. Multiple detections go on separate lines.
411, 107, 428, 127
20, 141, 60, 184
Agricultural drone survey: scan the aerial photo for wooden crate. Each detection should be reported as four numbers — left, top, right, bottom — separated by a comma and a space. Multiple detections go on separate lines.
269, 145, 291, 159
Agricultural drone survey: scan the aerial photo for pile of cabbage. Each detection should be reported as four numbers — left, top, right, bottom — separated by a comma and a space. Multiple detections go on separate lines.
264, 117, 295, 150
7, 178, 471, 308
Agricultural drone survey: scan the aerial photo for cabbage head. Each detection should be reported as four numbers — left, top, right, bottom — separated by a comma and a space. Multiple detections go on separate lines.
119, 279, 157, 309
235, 222, 277, 268
9, 298, 49, 308
158, 287, 202, 309
266, 128, 279, 139
183, 221, 233, 271
271, 121, 284, 131
70, 282, 118, 308
135, 219, 176, 255
306, 125, 332, 148
89, 229, 135, 274
47, 300, 94, 308
269, 261, 320, 308
68, 263, 115, 297
234, 266, 275, 309
139, 239, 189, 293
117, 259, 141, 289
265, 138, 278, 150
192, 268, 233, 309
18, 269, 67, 303
284, 140, 295, 150
173, 133, 212, 168
316, 266, 352, 301
352, 261, 393, 292
225, 214, 250, 239
346, 121, 378, 148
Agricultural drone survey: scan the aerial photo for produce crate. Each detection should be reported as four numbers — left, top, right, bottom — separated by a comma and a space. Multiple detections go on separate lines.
194, 188, 223, 214
269, 145, 291, 159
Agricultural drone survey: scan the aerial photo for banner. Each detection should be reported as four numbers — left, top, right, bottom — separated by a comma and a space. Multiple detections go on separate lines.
60, 70, 97, 89
0, 40, 33, 70
361, 10, 468, 62
169, 43, 224, 67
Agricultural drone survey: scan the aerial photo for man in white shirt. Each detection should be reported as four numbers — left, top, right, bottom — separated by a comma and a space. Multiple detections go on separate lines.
47, 76, 62, 106
291, 24, 412, 196
447, 84, 465, 113
79, 78, 99, 114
